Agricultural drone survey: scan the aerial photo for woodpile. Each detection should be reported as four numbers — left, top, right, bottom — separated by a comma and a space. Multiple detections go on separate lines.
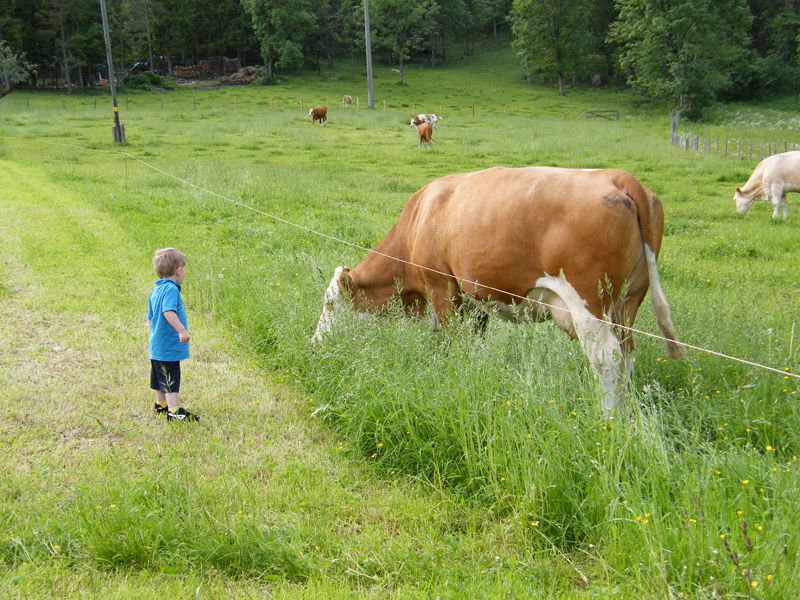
221, 66, 260, 85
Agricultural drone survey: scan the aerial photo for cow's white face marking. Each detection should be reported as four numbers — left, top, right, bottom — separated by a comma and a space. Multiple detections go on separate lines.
312, 266, 349, 343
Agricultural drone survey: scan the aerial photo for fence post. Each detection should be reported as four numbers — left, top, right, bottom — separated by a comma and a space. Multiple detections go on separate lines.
356, 96, 359, 111
383, 99, 386, 111
300, 99, 304, 111
269, 96, 272, 110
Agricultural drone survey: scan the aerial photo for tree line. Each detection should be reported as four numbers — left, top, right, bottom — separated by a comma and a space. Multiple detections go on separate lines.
1, 0, 798, 117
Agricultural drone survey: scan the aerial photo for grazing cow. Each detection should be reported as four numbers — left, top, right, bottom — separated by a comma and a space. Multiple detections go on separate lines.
313, 167, 684, 414
342, 95, 352, 106
417, 121, 433, 148
410, 113, 440, 130
309, 105, 327, 126
734, 151, 800, 219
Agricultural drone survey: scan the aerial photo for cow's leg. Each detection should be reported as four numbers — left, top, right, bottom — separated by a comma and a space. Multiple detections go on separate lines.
768, 185, 783, 219
459, 296, 490, 336
532, 273, 624, 415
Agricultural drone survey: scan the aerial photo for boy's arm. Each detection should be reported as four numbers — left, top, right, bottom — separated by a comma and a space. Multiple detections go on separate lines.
163, 310, 190, 343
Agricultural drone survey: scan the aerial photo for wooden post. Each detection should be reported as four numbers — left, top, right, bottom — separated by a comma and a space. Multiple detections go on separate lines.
269, 96, 272, 110
383, 99, 386, 111
356, 96, 359, 111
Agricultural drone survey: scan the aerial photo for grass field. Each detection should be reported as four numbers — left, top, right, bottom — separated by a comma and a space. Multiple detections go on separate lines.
1, 44, 799, 598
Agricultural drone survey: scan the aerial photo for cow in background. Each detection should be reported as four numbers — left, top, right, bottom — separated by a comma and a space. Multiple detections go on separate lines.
410, 113, 440, 130
418, 122, 433, 148
309, 105, 328, 126
312, 167, 684, 415
734, 151, 800, 219
342, 95, 352, 106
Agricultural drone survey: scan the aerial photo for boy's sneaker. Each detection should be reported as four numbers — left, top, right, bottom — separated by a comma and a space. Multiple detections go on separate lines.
154, 403, 168, 416
167, 407, 200, 422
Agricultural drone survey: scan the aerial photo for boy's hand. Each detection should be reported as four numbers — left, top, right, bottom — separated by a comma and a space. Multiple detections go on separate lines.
179, 330, 190, 343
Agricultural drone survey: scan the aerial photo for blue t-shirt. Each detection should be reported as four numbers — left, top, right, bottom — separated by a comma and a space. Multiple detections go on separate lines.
148, 278, 189, 361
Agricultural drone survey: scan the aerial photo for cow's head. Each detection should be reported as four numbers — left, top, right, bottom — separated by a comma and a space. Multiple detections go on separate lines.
312, 266, 351, 343
733, 187, 755, 214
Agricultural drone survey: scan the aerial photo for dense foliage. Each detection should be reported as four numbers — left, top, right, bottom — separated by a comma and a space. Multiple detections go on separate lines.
0, 0, 799, 113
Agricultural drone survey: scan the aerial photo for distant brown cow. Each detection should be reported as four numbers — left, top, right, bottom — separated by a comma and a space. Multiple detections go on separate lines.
309, 105, 327, 126
313, 167, 684, 414
418, 121, 433, 148
342, 95, 352, 106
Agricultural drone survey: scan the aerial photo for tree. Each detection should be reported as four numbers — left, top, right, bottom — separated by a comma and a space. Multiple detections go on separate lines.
510, 0, 594, 95
0, 39, 35, 98
609, 0, 753, 118
372, 0, 439, 84
241, 0, 316, 81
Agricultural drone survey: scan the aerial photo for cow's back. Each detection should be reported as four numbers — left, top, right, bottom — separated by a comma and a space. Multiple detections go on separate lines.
406, 167, 657, 304
762, 151, 800, 181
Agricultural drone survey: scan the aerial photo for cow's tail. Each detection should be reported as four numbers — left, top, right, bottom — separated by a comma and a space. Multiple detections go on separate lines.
627, 179, 686, 359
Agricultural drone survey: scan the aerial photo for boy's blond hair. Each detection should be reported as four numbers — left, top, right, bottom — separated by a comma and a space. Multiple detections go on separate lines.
153, 248, 186, 278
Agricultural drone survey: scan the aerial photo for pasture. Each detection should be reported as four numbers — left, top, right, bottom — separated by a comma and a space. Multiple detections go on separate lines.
1, 46, 799, 598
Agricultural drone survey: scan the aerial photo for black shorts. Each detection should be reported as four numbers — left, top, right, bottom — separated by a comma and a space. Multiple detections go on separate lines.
150, 360, 181, 393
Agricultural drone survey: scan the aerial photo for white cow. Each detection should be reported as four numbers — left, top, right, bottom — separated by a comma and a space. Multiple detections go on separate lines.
734, 151, 800, 219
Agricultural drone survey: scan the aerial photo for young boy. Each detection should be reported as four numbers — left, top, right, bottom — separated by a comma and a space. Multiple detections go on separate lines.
147, 247, 199, 422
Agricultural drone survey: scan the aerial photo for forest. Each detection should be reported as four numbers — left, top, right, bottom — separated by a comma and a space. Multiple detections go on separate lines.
1, 0, 799, 117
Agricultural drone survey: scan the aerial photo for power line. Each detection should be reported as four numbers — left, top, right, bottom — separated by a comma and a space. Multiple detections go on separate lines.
19, 137, 800, 382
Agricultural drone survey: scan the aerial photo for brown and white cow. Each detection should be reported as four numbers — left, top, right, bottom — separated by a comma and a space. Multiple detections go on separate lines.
313, 166, 684, 414
309, 105, 327, 126
410, 113, 439, 130
417, 121, 433, 148
734, 151, 800, 219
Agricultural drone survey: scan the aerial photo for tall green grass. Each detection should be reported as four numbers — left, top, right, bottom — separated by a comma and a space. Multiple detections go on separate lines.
1, 45, 799, 596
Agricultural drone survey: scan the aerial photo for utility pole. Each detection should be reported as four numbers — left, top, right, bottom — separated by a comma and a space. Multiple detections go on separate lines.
99, 0, 125, 143
363, 0, 374, 109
